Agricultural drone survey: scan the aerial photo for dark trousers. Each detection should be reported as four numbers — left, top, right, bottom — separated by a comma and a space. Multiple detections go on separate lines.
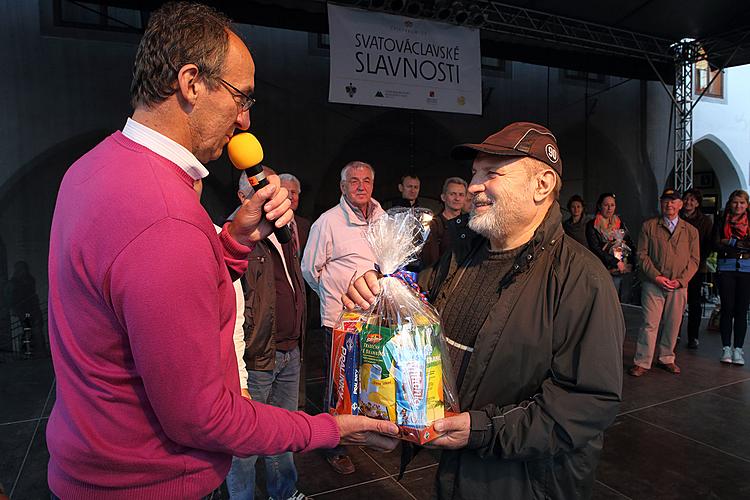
719, 271, 750, 348
686, 272, 705, 342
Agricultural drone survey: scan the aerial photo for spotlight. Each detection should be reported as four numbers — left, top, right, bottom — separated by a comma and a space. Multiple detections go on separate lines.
405, 1, 422, 16
388, 0, 405, 12
435, 0, 452, 20
468, 5, 486, 26
452, 2, 468, 24
419, 0, 436, 17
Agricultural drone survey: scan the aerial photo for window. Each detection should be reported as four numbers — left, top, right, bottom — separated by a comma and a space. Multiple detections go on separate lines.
481, 56, 504, 71
561, 69, 606, 84
695, 62, 724, 99
308, 33, 330, 57
56, 0, 144, 33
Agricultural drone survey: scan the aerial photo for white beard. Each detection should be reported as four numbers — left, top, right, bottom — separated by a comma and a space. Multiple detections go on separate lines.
468, 190, 529, 242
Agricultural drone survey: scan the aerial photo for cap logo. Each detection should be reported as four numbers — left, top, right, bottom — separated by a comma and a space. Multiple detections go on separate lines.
545, 144, 558, 163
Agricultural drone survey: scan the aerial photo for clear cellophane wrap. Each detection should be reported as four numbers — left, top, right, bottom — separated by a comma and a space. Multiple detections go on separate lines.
327, 209, 460, 444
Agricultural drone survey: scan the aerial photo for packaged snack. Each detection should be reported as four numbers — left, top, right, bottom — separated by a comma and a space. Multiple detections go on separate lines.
327, 208, 459, 444
327, 311, 361, 416
359, 324, 397, 421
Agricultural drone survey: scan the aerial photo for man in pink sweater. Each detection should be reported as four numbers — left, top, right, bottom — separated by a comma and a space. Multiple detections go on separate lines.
46, 3, 397, 499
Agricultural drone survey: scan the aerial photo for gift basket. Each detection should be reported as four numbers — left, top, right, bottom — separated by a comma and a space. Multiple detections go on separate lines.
327, 208, 460, 444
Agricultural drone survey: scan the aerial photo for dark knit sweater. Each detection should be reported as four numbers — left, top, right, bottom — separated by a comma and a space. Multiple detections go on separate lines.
436, 243, 522, 386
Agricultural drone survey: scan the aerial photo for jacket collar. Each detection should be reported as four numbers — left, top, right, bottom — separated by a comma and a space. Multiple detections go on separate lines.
502, 202, 563, 286
681, 208, 705, 222
657, 215, 685, 232
339, 195, 382, 226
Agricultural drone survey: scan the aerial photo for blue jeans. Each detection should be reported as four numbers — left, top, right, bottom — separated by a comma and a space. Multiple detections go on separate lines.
226, 347, 301, 500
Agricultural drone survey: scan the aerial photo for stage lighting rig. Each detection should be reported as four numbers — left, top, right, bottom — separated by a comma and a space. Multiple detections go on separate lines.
452, 2, 468, 24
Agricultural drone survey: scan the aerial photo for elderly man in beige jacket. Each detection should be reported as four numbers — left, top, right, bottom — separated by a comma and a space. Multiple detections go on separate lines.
630, 188, 700, 377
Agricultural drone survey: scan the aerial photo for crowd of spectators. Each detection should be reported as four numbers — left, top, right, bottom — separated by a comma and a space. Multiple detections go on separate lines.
562, 188, 747, 370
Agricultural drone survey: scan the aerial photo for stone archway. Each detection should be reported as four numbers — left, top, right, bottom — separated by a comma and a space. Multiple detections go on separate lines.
693, 135, 745, 213
665, 136, 745, 215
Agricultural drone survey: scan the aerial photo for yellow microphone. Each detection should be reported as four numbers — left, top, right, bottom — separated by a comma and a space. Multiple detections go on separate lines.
228, 132, 264, 171
227, 133, 291, 244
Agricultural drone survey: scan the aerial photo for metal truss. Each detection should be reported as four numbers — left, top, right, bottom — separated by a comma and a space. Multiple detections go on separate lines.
476, 1, 675, 63
350, 1, 676, 63
349, 1, 750, 193
671, 39, 698, 192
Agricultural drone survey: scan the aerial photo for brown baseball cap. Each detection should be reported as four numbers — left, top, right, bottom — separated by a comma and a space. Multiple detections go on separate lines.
660, 188, 681, 200
451, 121, 562, 175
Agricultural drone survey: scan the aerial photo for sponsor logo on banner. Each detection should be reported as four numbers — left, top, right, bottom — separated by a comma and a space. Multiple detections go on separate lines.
327, 4, 481, 114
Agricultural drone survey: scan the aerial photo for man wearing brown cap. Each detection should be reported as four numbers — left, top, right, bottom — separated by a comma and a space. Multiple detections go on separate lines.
345, 122, 625, 499
629, 189, 700, 377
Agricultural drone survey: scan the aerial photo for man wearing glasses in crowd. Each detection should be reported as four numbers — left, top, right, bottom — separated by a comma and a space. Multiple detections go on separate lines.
46, 3, 397, 499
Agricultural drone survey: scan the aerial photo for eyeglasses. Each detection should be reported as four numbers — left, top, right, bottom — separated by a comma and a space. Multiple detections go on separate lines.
219, 78, 256, 112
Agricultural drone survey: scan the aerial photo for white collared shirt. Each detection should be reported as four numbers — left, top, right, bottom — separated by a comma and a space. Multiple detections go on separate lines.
122, 118, 209, 180
664, 215, 679, 234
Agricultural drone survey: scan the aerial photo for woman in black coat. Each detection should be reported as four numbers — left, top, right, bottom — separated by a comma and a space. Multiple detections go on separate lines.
586, 193, 635, 302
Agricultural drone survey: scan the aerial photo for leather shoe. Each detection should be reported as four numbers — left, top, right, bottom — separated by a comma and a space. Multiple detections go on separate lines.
628, 365, 648, 377
326, 454, 355, 475
656, 362, 681, 374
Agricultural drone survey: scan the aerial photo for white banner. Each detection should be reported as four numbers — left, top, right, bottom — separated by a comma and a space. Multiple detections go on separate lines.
327, 4, 482, 115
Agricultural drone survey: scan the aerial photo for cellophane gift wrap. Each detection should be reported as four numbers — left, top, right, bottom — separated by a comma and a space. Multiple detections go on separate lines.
326, 208, 459, 444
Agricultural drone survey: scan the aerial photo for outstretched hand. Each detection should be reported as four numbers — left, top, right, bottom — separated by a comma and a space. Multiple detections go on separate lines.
424, 412, 471, 450
334, 414, 400, 452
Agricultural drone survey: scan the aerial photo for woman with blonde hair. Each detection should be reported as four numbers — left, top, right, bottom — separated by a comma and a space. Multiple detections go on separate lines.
714, 189, 750, 365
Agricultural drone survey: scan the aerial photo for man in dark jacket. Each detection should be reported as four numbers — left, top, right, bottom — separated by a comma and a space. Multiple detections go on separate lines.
390, 174, 422, 208
345, 122, 624, 499
680, 188, 713, 349
422, 177, 470, 268
226, 170, 309, 500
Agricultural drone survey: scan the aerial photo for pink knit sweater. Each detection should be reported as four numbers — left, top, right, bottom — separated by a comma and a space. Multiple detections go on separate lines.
47, 132, 338, 499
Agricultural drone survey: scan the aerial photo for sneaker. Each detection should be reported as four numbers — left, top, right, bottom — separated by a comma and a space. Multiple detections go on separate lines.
721, 346, 733, 364
687, 339, 699, 349
286, 491, 311, 500
732, 348, 745, 366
